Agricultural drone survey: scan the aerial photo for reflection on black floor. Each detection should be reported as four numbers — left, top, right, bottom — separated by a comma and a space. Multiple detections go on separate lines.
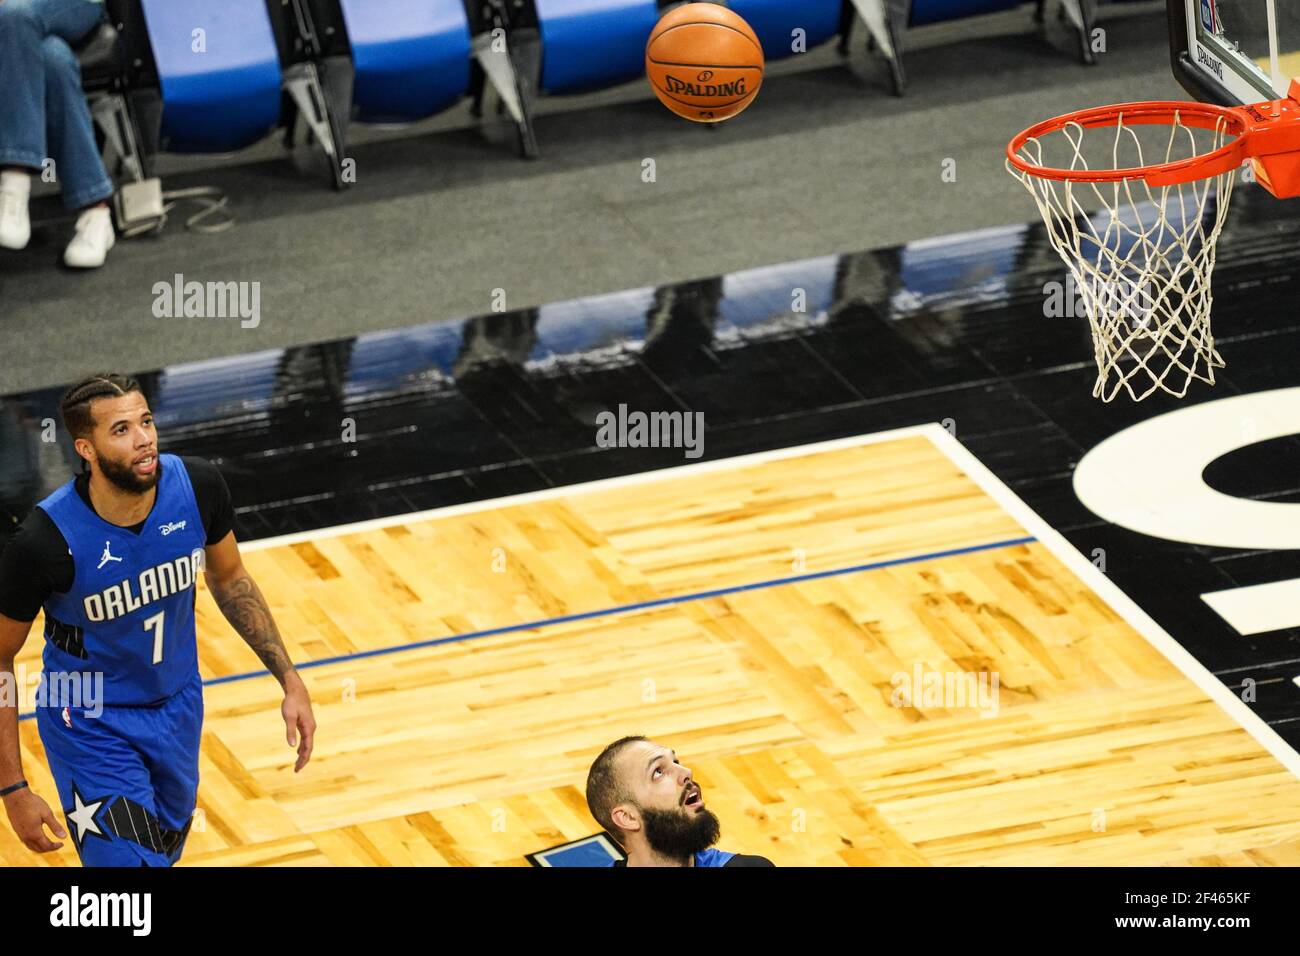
2, 186, 1298, 746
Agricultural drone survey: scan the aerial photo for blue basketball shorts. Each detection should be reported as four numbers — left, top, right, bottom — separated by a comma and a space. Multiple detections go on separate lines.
35, 672, 204, 867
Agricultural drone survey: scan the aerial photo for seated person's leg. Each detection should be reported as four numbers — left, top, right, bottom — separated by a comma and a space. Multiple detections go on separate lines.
41, 33, 116, 268
0, 0, 49, 250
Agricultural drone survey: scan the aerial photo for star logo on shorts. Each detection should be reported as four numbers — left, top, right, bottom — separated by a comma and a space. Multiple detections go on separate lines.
64, 784, 111, 848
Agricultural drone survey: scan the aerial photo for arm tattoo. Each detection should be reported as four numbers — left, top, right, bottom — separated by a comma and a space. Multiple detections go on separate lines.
210, 573, 295, 683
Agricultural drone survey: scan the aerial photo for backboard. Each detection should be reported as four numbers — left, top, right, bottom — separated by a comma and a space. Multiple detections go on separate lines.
1170, 0, 1300, 105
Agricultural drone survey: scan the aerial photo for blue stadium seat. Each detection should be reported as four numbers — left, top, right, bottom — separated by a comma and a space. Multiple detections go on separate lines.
122, 0, 353, 188
332, 0, 540, 157
337, 0, 472, 122
534, 0, 660, 94
123, 0, 352, 187
727, 0, 842, 61
138, 0, 284, 153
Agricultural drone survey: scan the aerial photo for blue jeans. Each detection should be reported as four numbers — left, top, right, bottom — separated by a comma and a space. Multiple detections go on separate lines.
0, 0, 113, 209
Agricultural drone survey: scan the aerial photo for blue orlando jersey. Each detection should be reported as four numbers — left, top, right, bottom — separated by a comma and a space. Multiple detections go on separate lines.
610, 848, 736, 867
37, 454, 206, 706
693, 848, 734, 867
696, 853, 738, 868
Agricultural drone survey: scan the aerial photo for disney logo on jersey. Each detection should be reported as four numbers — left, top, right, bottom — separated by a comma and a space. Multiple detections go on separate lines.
83, 549, 205, 623
158, 521, 187, 536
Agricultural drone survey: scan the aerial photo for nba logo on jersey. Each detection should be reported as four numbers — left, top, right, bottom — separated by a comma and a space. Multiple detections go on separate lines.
62, 706, 71, 728
1200, 0, 1216, 33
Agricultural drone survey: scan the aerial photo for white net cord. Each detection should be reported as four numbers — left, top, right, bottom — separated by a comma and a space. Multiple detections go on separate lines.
1008, 111, 1237, 401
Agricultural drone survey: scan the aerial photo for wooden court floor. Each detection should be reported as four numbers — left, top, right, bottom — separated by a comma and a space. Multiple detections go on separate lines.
7, 427, 1300, 866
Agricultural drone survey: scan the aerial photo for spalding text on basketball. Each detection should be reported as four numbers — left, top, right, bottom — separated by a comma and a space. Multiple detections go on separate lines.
664, 75, 748, 98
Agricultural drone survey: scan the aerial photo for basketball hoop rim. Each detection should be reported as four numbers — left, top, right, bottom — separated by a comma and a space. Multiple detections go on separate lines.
1006, 100, 1253, 187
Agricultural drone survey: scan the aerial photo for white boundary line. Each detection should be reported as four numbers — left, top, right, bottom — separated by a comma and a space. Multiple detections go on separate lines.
240, 420, 1300, 781
927, 422, 1300, 782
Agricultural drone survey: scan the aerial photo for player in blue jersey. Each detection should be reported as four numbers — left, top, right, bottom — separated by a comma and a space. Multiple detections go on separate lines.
586, 736, 774, 867
0, 374, 316, 866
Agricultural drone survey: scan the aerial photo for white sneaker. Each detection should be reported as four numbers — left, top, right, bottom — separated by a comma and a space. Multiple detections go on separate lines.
64, 206, 116, 269
0, 171, 32, 251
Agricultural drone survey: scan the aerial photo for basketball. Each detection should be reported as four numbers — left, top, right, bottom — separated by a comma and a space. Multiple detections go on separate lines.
645, 3, 764, 123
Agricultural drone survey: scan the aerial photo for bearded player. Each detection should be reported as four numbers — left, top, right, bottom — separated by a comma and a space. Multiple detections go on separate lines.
586, 736, 774, 867
0, 374, 316, 866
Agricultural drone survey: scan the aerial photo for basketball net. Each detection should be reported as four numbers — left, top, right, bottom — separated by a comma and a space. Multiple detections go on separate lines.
1008, 112, 1236, 402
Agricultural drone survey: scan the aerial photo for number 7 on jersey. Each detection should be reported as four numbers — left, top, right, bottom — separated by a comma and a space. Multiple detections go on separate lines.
143, 610, 165, 664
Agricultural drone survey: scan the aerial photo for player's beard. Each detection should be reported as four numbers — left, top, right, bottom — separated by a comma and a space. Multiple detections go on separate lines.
98, 450, 161, 495
639, 803, 721, 861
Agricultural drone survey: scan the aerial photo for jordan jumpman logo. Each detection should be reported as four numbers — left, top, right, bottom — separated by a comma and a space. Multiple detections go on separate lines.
97, 541, 123, 571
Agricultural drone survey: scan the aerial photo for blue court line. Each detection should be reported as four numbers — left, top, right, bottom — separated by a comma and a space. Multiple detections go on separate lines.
17, 534, 1036, 720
